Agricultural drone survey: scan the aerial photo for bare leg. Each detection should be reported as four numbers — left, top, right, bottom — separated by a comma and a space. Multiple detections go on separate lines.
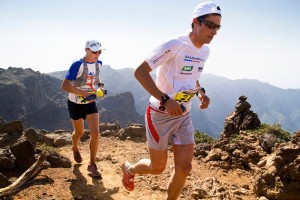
167, 144, 194, 200
86, 113, 100, 164
130, 148, 168, 175
71, 118, 84, 151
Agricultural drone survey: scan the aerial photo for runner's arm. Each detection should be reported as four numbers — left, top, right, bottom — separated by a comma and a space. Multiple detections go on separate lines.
134, 61, 164, 100
134, 61, 183, 116
61, 78, 90, 98
196, 80, 210, 109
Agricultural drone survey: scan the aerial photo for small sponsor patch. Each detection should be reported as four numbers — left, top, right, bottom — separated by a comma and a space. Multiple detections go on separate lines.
182, 66, 193, 71
184, 55, 204, 63
152, 49, 171, 64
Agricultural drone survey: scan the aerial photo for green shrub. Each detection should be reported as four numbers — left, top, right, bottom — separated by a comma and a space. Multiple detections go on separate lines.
194, 130, 215, 144
256, 123, 291, 142
36, 143, 60, 154
228, 134, 241, 144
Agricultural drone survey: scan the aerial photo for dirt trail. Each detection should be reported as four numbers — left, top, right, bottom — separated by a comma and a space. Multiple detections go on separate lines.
11, 137, 256, 200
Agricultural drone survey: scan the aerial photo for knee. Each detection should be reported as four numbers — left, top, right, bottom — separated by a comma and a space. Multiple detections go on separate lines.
73, 131, 84, 138
151, 165, 166, 175
90, 130, 99, 139
175, 163, 192, 176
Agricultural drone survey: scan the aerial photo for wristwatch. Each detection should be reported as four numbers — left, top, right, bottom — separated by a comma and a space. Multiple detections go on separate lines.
196, 87, 206, 96
159, 94, 170, 111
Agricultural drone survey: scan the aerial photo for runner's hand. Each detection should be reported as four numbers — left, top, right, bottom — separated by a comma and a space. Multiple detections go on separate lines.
165, 99, 184, 116
199, 94, 210, 109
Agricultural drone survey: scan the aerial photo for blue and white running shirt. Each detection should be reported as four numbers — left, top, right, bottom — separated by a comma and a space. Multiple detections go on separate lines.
65, 59, 102, 104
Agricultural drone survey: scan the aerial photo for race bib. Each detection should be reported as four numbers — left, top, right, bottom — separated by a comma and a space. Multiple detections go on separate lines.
174, 92, 195, 103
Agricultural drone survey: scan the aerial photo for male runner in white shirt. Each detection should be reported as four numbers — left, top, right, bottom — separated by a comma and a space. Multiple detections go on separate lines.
122, 2, 222, 199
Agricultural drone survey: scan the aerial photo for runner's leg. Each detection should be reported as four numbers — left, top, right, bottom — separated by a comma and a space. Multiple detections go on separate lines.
71, 118, 84, 151
130, 147, 168, 175
86, 113, 100, 164
167, 144, 194, 200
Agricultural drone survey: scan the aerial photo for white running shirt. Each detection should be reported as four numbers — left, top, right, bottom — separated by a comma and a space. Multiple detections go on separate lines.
145, 33, 210, 110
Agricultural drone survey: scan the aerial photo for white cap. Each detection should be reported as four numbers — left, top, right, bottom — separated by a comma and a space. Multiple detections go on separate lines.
193, 1, 222, 19
85, 40, 105, 51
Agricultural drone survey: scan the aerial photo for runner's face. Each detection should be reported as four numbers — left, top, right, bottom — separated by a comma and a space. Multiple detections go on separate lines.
85, 48, 101, 62
194, 15, 222, 45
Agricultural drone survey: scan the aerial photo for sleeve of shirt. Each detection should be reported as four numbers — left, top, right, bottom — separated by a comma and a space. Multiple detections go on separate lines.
145, 38, 179, 70
65, 60, 82, 81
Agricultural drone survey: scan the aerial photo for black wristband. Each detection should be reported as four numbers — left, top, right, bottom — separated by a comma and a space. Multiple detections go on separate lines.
196, 87, 206, 96
201, 87, 206, 94
160, 94, 170, 104
159, 94, 170, 111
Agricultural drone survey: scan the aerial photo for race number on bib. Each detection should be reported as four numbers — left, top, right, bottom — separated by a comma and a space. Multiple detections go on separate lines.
174, 88, 200, 103
174, 92, 195, 103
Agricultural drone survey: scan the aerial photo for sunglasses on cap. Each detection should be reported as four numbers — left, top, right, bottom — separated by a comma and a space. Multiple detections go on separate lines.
198, 18, 221, 30
91, 50, 101, 54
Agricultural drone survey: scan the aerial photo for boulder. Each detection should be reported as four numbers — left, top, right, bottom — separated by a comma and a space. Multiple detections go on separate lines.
9, 138, 36, 169
0, 148, 16, 171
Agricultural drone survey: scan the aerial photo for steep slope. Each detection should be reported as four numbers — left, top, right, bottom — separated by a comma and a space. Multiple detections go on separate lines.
0, 67, 143, 131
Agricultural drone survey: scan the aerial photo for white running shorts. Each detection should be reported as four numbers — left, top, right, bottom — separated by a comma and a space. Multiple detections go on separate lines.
145, 105, 195, 150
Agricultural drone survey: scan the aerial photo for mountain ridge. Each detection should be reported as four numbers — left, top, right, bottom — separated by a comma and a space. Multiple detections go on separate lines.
0, 67, 143, 131
1, 66, 299, 136
60, 65, 299, 135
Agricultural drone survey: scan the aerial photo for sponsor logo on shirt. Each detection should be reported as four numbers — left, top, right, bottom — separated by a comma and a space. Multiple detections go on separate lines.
180, 65, 194, 75
153, 50, 171, 64
184, 55, 204, 63
182, 66, 193, 71
180, 72, 192, 75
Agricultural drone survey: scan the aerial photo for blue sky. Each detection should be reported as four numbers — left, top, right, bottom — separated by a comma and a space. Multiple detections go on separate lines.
0, 0, 299, 89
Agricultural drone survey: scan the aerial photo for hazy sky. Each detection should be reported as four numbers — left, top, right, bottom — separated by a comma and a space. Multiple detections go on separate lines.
1, 0, 299, 89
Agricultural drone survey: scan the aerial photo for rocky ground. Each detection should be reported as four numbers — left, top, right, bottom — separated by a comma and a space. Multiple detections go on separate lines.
2, 100, 300, 200
7, 136, 257, 200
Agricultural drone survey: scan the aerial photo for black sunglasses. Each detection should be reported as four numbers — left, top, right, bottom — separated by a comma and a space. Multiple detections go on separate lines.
198, 18, 221, 30
91, 50, 101, 54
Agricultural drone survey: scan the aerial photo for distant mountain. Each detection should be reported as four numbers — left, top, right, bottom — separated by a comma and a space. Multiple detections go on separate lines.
0, 67, 143, 131
48, 65, 300, 137
201, 74, 300, 135
0, 67, 68, 130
